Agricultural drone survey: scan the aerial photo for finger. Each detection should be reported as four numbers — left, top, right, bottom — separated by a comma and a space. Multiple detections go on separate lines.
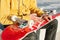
48, 15, 52, 20
44, 16, 50, 22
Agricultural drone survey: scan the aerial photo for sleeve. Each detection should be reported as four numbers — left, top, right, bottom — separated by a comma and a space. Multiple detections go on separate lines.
10, 0, 18, 15
29, 0, 44, 17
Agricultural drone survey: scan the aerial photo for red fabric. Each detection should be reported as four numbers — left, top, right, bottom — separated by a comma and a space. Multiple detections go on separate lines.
2, 24, 32, 40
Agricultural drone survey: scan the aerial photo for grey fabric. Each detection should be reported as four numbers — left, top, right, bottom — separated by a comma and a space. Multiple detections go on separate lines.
23, 32, 37, 40
45, 19, 58, 40
23, 30, 40, 40
22, 19, 58, 40
0, 23, 4, 30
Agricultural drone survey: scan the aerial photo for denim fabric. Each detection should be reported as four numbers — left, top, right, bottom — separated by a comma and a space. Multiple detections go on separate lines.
0, 23, 4, 30
22, 19, 58, 40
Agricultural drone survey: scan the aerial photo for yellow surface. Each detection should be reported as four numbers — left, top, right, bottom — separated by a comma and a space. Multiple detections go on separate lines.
10, 0, 18, 15
0, 0, 12, 25
0, 0, 44, 25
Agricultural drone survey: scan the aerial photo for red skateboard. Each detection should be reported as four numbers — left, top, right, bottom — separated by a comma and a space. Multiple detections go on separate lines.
1, 13, 60, 40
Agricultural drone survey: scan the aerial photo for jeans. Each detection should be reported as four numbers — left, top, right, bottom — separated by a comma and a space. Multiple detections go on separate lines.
0, 23, 4, 30
23, 19, 58, 40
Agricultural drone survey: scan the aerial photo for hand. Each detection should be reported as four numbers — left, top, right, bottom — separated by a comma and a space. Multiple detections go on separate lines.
42, 13, 52, 22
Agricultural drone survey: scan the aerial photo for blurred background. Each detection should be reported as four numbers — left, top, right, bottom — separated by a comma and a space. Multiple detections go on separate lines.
37, 0, 60, 13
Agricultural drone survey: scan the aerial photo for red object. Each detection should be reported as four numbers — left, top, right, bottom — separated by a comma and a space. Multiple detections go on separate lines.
2, 13, 60, 40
